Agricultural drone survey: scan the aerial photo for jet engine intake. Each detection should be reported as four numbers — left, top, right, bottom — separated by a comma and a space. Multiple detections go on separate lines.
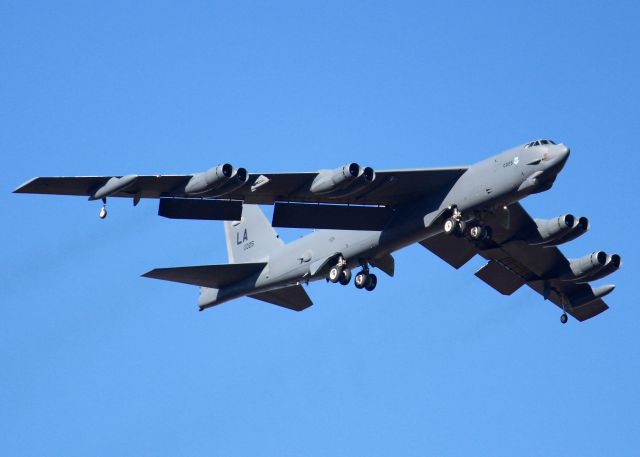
575, 253, 622, 282
532, 214, 575, 244
184, 164, 248, 196
337, 166, 376, 197
552, 216, 589, 245
310, 163, 376, 196
310, 163, 361, 195
532, 214, 589, 246
564, 251, 608, 281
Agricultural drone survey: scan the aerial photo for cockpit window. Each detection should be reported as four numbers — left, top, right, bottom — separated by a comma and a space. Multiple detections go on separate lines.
525, 138, 557, 148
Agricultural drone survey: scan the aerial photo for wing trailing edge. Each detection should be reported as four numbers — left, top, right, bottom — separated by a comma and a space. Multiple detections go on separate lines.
475, 260, 526, 295
272, 202, 395, 230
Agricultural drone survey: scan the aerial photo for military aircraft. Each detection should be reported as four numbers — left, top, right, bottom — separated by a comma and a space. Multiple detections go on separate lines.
14, 139, 621, 323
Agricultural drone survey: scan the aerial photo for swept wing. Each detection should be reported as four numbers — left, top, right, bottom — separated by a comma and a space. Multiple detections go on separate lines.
420, 203, 614, 321
14, 166, 468, 206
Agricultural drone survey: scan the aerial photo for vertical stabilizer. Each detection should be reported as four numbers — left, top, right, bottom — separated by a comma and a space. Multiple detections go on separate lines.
224, 205, 284, 263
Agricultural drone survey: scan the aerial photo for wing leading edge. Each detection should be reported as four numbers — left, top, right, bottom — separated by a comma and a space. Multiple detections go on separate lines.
14, 166, 468, 207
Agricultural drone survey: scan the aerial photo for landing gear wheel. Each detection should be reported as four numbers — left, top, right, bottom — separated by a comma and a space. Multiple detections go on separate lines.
469, 225, 484, 240
364, 273, 377, 291
456, 220, 466, 235
444, 218, 457, 235
99, 206, 108, 219
339, 268, 352, 285
354, 272, 367, 289
560, 313, 568, 324
482, 226, 493, 241
329, 265, 343, 283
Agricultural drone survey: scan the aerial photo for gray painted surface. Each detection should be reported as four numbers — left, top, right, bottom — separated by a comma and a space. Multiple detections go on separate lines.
15, 140, 622, 322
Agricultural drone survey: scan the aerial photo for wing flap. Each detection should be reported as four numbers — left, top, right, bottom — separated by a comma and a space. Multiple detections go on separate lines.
272, 202, 395, 230
419, 233, 478, 269
249, 285, 313, 311
142, 262, 266, 288
158, 198, 243, 220
474, 260, 526, 295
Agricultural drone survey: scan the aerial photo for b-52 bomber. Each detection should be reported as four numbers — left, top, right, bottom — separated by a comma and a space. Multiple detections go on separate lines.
15, 139, 622, 323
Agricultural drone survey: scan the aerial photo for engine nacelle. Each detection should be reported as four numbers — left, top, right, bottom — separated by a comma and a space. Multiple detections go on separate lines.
553, 216, 589, 245
310, 163, 362, 195
184, 164, 247, 196
210, 166, 248, 196
334, 166, 376, 197
565, 251, 607, 281
532, 214, 589, 246
532, 214, 575, 244
576, 253, 622, 282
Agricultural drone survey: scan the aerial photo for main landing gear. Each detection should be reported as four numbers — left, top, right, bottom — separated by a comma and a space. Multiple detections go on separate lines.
329, 263, 352, 285
354, 270, 377, 291
328, 259, 377, 291
329, 257, 349, 284
443, 207, 492, 241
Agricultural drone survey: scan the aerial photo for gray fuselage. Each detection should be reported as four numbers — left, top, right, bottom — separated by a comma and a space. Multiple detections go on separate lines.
199, 142, 570, 308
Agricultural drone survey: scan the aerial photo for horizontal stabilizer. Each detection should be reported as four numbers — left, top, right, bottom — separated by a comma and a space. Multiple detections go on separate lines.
272, 202, 395, 230
249, 285, 313, 311
142, 262, 266, 288
158, 198, 243, 221
419, 233, 477, 269
475, 260, 526, 295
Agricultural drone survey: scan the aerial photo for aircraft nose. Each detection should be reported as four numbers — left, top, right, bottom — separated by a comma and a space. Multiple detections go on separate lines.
551, 144, 570, 165
558, 144, 570, 161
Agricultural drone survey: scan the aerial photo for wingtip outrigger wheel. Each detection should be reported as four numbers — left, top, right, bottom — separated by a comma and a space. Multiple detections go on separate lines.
99, 198, 107, 219
560, 294, 568, 324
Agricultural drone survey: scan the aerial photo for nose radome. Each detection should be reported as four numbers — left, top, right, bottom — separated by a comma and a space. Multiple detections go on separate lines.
560, 144, 570, 156
556, 144, 570, 163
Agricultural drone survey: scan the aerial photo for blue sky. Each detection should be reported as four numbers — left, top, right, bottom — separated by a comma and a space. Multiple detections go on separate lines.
1, 1, 638, 455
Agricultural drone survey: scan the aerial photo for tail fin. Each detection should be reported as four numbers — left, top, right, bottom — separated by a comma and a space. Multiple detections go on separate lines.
224, 205, 284, 263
